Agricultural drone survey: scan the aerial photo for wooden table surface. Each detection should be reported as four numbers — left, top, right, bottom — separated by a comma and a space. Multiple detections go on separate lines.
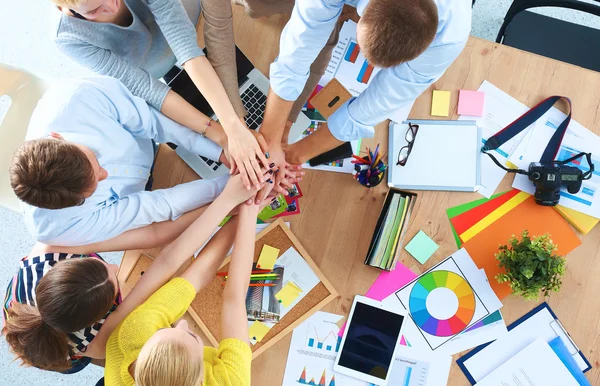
118, 7, 600, 385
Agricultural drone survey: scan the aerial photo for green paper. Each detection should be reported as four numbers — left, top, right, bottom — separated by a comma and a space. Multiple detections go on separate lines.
405, 230, 439, 264
445, 192, 505, 248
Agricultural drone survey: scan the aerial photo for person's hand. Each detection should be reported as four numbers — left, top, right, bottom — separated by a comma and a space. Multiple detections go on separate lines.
224, 119, 269, 191
221, 169, 272, 206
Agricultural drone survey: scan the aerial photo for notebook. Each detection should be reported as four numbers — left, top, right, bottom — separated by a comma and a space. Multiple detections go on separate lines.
388, 120, 481, 191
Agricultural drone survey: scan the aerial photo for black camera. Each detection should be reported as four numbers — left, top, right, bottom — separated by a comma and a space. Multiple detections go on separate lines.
528, 162, 583, 206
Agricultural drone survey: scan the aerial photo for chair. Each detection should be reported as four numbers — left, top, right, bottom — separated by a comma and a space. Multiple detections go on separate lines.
0, 65, 49, 212
496, 0, 600, 72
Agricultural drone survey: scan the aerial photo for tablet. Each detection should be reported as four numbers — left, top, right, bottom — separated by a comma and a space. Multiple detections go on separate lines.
334, 295, 406, 385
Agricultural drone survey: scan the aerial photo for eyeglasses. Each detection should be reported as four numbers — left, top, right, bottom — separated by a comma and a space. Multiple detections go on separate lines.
397, 123, 419, 166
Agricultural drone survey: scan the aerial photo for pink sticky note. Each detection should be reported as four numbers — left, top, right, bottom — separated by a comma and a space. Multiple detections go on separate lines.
338, 263, 417, 337
457, 90, 485, 117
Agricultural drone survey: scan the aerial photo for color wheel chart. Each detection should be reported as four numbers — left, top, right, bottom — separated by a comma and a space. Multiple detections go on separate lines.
408, 271, 475, 337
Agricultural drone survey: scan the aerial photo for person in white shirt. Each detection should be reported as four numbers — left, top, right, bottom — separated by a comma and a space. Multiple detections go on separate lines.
235, 0, 472, 201
9, 76, 278, 249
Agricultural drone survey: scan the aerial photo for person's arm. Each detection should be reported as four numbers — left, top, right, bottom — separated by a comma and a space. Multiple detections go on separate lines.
328, 42, 468, 141
44, 176, 228, 246
56, 39, 228, 154
219, 204, 259, 342
201, 0, 246, 118
145, 0, 267, 190
78, 76, 224, 161
260, 0, 342, 146
83, 174, 266, 358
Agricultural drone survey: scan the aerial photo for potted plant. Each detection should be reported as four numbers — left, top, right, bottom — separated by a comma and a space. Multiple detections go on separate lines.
495, 230, 566, 301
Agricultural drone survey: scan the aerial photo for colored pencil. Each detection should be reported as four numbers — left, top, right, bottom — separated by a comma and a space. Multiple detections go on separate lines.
222, 283, 276, 287
217, 269, 271, 276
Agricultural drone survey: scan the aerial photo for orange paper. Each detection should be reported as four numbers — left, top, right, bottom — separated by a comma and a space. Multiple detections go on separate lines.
462, 196, 581, 299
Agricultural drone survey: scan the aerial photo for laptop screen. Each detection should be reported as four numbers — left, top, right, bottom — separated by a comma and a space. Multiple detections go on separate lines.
168, 46, 256, 117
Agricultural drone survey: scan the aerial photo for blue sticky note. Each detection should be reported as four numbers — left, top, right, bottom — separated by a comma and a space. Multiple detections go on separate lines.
405, 231, 439, 264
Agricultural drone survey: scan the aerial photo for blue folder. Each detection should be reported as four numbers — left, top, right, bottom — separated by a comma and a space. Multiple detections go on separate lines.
457, 302, 592, 385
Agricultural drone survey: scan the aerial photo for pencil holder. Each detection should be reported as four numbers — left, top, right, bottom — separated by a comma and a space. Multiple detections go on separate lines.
353, 156, 386, 188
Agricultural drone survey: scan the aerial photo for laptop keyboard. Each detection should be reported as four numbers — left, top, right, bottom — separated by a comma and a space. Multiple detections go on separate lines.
199, 156, 221, 171
196, 84, 267, 169
242, 84, 267, 130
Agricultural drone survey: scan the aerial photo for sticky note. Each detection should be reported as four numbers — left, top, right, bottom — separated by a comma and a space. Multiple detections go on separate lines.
275, 282, 303, 307
405, 230, 439, 264
248, 321, 271, 343
256, 245, 279, 270
431, 90, 451, 117
457, 90, 485, 117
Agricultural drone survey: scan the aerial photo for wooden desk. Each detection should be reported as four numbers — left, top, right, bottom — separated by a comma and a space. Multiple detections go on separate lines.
119, 7, 600, 385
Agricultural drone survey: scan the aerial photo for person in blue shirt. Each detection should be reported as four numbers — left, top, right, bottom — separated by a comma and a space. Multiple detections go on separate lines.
239, 0, 472, 200
8, 76, 279, 248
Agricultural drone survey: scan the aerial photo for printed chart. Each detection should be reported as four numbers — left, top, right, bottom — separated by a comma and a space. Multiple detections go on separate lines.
297, 368, 336, 386
395, 249, 502, 352
336, 39, 380, 95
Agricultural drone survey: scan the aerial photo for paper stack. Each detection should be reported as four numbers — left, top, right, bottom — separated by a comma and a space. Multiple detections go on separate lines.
458, 81, 600, 233
446, 190, 581, 299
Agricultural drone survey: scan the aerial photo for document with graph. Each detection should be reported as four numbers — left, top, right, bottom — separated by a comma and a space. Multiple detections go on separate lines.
321, 20, 381, 96
281, 311, 451, 386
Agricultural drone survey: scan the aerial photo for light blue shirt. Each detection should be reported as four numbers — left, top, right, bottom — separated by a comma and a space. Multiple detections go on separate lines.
23, 76, 226, 246
270, 0, 472, 141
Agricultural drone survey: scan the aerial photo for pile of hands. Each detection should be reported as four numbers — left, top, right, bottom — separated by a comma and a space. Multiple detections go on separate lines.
219, 119, 304, 206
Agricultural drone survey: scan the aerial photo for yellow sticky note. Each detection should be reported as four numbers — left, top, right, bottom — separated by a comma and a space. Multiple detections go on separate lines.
275, 282, 303, 307
256, 245, 280, 270
431, 90, 451, 117
248, 321, 271, 343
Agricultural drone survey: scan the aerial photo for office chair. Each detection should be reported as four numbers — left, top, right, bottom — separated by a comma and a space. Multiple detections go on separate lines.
0, 65, 49, 213
496, 0, 600, 72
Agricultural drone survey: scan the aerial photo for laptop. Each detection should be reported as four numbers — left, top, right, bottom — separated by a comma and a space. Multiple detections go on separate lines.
167, 46, 311, 179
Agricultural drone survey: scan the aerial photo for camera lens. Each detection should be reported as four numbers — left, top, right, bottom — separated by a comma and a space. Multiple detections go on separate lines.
531, 172, 541, 180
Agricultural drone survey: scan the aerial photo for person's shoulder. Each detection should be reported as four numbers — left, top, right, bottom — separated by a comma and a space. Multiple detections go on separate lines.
433, 0, 472, 44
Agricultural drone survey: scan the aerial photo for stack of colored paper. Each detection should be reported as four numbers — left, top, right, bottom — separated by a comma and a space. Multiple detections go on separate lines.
446, 190, 581, 299
365, 190, 416, 270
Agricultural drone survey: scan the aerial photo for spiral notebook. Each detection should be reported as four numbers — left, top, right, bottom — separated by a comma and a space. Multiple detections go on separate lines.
388, 120, 482, 191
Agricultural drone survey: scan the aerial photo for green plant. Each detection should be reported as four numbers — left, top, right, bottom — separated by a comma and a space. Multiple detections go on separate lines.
495, 230, 566, 301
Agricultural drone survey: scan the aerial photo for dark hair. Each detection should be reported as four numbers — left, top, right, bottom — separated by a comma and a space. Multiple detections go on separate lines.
9, 138, 96, 209
360, 0, 438, 68
3, 258, 116, 371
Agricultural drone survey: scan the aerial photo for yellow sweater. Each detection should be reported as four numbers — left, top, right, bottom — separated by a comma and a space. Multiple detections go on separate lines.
105, 277, 252, 386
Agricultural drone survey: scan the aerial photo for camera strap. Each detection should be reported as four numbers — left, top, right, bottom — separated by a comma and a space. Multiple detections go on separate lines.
483, 96, 571, 164
480, 95, 598, 179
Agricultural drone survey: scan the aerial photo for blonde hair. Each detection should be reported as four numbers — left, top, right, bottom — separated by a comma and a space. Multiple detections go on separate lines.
135, 338, 204, 386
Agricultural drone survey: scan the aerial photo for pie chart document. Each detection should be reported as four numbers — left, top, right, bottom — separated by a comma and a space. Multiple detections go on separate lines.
392, 249, 502, 354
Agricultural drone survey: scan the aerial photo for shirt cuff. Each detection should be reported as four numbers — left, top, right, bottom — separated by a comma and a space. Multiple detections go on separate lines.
152, 79, 172, 111
269, 60, 308, 102
192, 136, 223, 162
328, 98, 375, 141
177, 46, 205, 68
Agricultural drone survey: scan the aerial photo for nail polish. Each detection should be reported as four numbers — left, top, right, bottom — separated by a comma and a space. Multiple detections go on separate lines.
269, 163, 275, 168
267, 179, 273, 183
268, 170, 273, 174
265, 152, 270, 159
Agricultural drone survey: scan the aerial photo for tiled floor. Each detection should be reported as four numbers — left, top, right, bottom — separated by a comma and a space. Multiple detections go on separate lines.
1, 0, 600, 384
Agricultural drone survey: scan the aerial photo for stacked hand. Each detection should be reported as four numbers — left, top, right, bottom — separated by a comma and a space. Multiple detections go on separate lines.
224, 119, 270, 191
254, 142, 304, 205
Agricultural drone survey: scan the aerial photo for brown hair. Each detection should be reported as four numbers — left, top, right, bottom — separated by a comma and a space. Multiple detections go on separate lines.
360, 0, 438, 68
3, 258, 116, 372
135, 338, 204, 386
9, 138, 96, 209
